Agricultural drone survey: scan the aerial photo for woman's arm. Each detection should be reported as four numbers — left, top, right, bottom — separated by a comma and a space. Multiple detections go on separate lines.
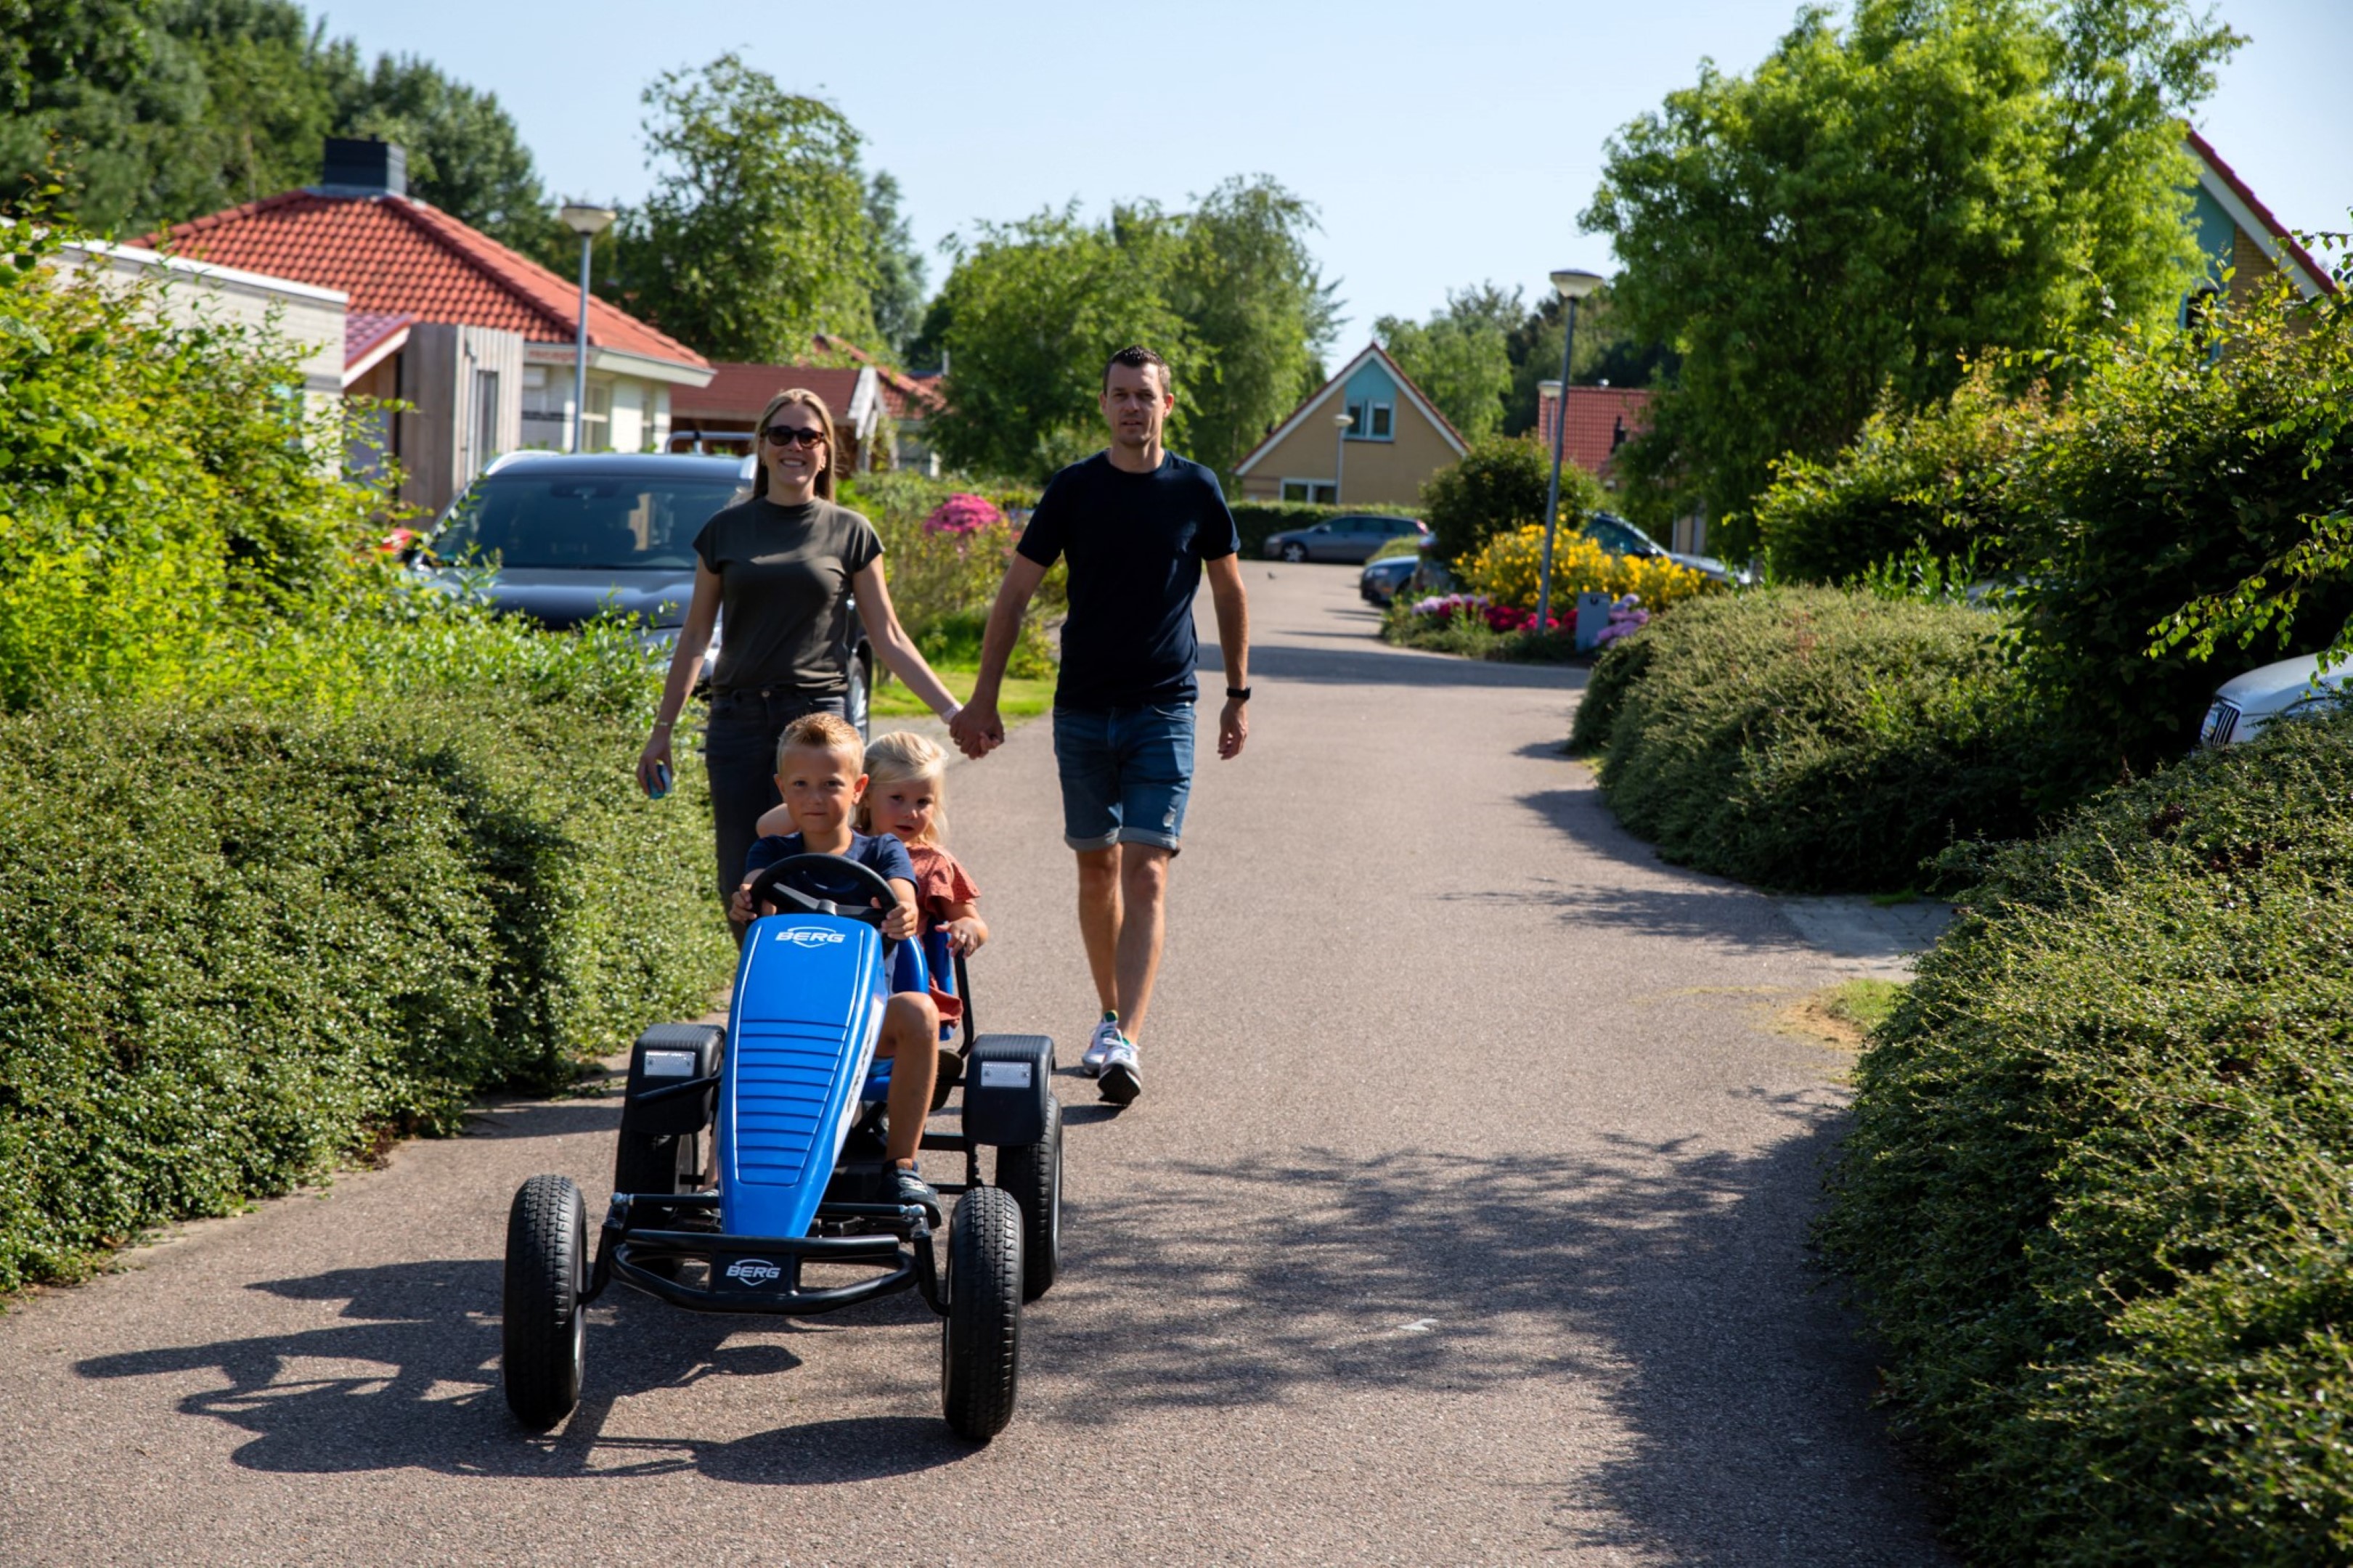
850, 560, 961, 722
637, 560, 722, 793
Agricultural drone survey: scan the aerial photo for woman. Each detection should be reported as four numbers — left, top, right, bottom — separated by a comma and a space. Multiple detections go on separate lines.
636, 388, 963, 912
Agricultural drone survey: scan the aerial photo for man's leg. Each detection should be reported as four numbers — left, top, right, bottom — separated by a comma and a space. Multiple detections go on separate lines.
1112, 844, 1172, 1040
1074, 845, 1123, 1014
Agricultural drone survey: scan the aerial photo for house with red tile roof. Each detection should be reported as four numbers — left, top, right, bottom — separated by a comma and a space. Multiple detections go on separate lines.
1231, 343, 1467, 507
813, 335, 947, 474
668, 362, 884, 474
142, 138, 712, 515
1534, 383, 1652, 487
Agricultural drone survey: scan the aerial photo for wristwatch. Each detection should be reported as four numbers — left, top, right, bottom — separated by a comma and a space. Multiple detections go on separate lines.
1226, 686, 1252, 702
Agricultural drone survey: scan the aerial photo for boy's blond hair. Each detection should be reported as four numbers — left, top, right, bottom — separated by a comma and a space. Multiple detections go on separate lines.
775, 711, 865, 774
858, 730, 951, 842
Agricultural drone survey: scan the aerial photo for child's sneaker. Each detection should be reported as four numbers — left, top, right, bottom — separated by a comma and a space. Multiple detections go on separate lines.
889, 1163, 942, 1225
1097, 1037, 1142, 1106
1080, 1013, 1122, 1077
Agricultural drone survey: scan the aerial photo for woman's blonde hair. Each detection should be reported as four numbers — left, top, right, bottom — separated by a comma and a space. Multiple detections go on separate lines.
857, 730, 950, 843
750, 387, 841, 502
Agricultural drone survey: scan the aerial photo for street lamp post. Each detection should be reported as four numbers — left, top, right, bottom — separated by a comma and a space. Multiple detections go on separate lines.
1332, 409, 1355, 505
558, 203, 616, 453
1537, 267, 1606, 637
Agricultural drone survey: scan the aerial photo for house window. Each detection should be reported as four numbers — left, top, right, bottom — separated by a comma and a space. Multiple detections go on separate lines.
465, 368, 501, 479
1342, 400, 1392, 440
1368, 402, 1392, 438
1281, 478, 1338, 505
581, 381, 611, 452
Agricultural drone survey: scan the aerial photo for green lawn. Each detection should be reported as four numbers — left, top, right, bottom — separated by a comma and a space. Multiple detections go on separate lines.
871, 667, 1055, 720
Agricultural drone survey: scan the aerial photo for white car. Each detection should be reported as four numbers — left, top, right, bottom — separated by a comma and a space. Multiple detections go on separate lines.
2199, 651, 2353, 747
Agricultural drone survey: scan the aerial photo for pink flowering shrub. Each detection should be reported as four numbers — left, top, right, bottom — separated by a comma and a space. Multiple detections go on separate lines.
923, 493, 1006, 536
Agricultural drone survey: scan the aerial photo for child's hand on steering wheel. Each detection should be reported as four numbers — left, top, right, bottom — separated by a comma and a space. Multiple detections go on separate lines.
879, 897, 918, 941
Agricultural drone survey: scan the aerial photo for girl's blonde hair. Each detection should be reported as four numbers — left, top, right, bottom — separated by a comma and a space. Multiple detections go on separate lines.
857, 730, 950, 843
750, 387, 840, 502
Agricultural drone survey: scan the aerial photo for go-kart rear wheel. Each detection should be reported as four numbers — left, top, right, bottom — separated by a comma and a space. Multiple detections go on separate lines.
613, 1129, 701, 1280
994, 1094, 1061, 1301
502, 1174, 587, 1431
941, 1185, 1023, 1441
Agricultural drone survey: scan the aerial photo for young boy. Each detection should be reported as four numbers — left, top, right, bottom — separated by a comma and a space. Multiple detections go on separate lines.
730, 712, 942, 1217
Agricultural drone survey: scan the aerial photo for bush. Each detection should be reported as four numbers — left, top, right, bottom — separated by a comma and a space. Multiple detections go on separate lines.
1820, 710, 2353, 1564
1464, 524, 1717, 613
0, 683, 731, 1292
1754, 365, 2050, 586
1586, 588, 2037, 891
1420, 434, 1606, 565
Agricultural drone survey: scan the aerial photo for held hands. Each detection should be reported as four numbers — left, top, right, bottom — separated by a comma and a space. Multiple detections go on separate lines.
1218, 697, 1249, 761
948, 700, 1005, 761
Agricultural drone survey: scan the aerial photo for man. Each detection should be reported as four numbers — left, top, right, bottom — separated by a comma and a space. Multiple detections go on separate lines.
950, 346, 1250, 1106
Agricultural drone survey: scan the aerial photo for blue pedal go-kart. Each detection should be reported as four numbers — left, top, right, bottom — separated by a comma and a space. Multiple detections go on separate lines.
499, 852, 1062, 1442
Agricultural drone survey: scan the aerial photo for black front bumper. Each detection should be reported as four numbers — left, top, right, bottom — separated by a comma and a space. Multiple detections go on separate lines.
584, 1191, 942, 1317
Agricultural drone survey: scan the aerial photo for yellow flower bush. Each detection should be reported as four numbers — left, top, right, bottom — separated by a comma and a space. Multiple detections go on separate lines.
1464, 525, 1718, 613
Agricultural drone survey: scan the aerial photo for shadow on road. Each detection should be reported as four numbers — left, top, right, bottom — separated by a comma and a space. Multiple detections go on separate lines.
73, 1256, 971, 1485
1038, 1093, 1936, 1562
1204, 637, 1588, 693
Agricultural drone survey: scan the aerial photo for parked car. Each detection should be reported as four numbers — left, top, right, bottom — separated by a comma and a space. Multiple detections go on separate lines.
1263, 514, 1429, 564
422, 451, 875, 735
1583, 510, 1751, 585
2199, 650, 2353, 747
1360, 554, 1421, 605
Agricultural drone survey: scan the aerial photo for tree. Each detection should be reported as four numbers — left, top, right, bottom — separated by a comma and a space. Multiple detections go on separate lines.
1, 0, 558, 249
1501, 285, 1676, 436
604, 54, 874, 362
1156, 175, 1339, 478
1422, 433, 1606, 566
861, 171, 926, 359
335, 53, 555, 256
1376, 285, 1517, 441
1583, 0, 2240, 554
925, 206, 1193, 480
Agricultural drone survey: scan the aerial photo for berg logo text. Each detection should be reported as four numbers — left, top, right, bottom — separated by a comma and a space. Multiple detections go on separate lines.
775, 928, 847, 948
725, 1257, 783, 1285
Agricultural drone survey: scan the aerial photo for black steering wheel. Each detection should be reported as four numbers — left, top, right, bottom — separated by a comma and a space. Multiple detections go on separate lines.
744, 852, 897, 931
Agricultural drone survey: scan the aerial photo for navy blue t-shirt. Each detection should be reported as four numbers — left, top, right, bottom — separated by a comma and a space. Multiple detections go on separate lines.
1015, 452, 1239, 709
741, 830, 917, 910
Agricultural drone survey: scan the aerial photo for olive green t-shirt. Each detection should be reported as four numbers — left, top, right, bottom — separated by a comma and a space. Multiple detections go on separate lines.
692, 497, 882, 695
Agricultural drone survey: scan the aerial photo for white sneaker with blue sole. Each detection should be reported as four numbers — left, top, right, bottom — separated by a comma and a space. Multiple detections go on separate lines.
1080, 1015, 1122, 1077
1097, 1037, 1141, 1106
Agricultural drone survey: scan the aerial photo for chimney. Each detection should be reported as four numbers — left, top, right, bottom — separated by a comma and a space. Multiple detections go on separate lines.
319, 138, 407, 197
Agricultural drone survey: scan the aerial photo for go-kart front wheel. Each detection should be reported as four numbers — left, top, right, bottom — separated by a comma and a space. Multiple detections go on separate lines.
995, 1094, 1062, 1302
941, 1185, 1023, 1441
502, 1173, 587, 1430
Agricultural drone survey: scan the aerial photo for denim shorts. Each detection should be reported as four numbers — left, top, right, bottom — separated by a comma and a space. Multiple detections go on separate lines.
1052, 702, 1196, 853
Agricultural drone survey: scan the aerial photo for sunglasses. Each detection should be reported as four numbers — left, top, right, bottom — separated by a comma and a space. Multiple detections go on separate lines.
763, 424, 827, 447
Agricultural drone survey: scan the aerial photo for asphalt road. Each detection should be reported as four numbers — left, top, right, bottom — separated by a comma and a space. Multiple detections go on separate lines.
0, 565, 1949, 1566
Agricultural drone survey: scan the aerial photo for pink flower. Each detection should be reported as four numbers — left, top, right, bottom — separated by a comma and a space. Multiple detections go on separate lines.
923, 494, 1006, 536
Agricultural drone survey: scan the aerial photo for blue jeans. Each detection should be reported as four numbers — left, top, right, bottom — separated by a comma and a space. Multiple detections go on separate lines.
1051, 702, 1196, 853
704, 689, 845, 905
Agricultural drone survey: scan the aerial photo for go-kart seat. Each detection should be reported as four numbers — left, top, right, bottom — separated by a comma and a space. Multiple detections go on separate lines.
859, 928, 960, 1101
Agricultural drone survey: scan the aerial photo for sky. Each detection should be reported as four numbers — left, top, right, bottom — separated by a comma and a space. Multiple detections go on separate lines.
317, 0, 2353, 346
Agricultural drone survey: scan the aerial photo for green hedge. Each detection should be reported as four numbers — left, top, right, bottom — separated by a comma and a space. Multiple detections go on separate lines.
1575, 588, 2036, 891
1821, 709, 2353, 1565
1228, 499, 1417, 560
0, 691, 731, 1291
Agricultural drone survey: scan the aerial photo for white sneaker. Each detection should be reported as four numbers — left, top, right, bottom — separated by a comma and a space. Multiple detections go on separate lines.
1097, 1037, 1141, 1106
1081, 1015, 1122, 1077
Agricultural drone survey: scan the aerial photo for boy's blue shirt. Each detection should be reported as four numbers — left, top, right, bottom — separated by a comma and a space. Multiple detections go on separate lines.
742, 830, 918, 905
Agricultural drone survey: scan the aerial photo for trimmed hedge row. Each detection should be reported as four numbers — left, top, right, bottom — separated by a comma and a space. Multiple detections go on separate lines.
1821, 709, 2353, 1564
1571, 588, 2036, 891
0, 693, 731, 1291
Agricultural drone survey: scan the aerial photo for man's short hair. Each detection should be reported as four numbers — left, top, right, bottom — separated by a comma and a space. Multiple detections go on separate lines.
777, 711, 865, 773
1102, 345, 1171, 396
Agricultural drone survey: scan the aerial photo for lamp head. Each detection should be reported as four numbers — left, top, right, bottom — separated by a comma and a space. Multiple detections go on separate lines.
560, 203, 616, 239
1334, 412, 1354, 429
1549, 267, 1605, 302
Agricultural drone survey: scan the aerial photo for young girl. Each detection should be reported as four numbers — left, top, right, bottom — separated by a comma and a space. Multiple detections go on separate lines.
755, 730, 985, 1084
